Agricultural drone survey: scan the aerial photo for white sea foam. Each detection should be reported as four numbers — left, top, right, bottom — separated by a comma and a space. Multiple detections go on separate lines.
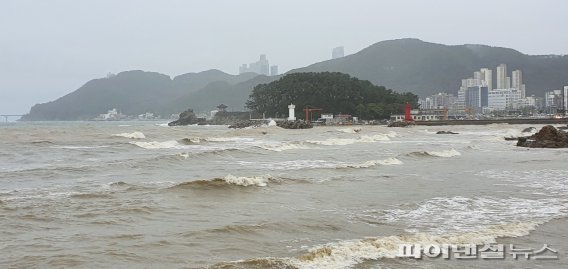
338, 128, 362, 134
480, 169, 568, 196
113, 131, 146, 139
355, 196, 567, 236
223, 174, 273, 187
426, 149, 461, 158
280, 195, 567, 269
284, 222, 541, 269
205, 137, 254, 142
130, 140, 181, 149
307, 132, 396, 146
259, 142, 312, 152
52, 145, 109, 150
236, 157, 402, 170
340, 157, 403, 168
307, 138, 358, 146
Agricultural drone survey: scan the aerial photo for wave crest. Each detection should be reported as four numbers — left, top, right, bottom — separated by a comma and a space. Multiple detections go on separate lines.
408, 149, 461, 158
113, 132, 146, 139
170, 174, 276, 189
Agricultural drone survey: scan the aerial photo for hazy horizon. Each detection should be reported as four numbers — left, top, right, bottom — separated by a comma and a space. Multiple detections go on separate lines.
1, 0, 567, 115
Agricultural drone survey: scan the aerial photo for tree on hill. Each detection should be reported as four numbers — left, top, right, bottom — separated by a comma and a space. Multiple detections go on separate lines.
245, 72, 417, 120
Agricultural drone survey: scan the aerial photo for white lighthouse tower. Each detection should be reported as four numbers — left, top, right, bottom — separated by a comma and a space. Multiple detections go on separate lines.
288, 104, 296, 120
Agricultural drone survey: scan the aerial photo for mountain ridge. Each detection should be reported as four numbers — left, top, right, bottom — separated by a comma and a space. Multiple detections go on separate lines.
21, 39, 568, 120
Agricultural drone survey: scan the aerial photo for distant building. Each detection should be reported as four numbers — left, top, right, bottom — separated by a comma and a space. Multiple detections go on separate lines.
545, 90, 563, 109
480, 68, 493, 90
487, 88, 522, 110
465, 86, 488, 113
332, 46, 344, 59
239, 54, 271, 75
270, 65, 279, 76
496, 64, 508, 89
564, 86, 568, 113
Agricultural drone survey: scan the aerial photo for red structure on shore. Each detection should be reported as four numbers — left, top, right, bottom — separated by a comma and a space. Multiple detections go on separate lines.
404, 103, 413, 122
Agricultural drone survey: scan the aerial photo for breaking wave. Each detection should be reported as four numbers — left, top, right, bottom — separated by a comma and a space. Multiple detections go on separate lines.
130, 140, 181, 149
235, 157, 403, 170
212, 195, 567, 269
170, 174, 278, 189
408, 149, 461, 158
337, 157, 403, 169
307, 132, 396, 146
258, 142, 312, 152
112, 132, 146, 139
338, 128, 362, 134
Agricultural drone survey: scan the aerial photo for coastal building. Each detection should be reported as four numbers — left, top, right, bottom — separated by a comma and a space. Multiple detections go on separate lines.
480, 68, 493, 90
270, 65, 279, 76
564, 86, 568, 113
511, 70, 526, 98
332, 46, 344, 59
496, 64, 509, 89
545, 90, 563, 108
487, 88, 522, 110
239, 54, 270, 75
98, 108, 124, 120
465, 86, 488, 113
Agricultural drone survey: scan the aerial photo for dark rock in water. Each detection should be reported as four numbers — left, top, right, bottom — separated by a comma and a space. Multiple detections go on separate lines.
516, 125, 568, 148
168, 109, 199, 126
521, 127, 537, 133
276, 120, 313, 129
388, 121, 414, 127
557, 125, 568, 131
436, 131, 459, 134
504, 137, 518, 141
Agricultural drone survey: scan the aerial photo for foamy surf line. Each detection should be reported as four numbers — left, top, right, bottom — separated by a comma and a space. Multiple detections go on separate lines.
168, 174, 278, 189
112, 131, 146, 139
406, 149, 461, 158
210, 222, 546, 269
307, 132, 397, 146
212, 195, 568, 268
235, 157, 403, 170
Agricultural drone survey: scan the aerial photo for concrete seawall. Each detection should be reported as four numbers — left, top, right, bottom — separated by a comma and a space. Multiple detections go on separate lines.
413, 118, 568, 126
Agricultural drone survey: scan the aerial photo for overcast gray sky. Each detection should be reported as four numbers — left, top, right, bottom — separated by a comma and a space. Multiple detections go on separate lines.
1, 0, 567, 115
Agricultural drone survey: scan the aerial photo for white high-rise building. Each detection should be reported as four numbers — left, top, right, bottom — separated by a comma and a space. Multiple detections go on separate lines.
496, 64, 507, 89
270, 65, 279, 76
332, 46, 344, 59
239, 54, 271, 75
480, 68, 493, 90
564, 86, 568, 113
511, 70, 525, 98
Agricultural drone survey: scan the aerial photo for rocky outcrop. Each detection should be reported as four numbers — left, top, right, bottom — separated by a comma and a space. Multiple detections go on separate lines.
516, 125, 568, 148
168, 109, 199, 126
388, 121, 414, 127
436, 131, 459, 134
276, 120, 313, 129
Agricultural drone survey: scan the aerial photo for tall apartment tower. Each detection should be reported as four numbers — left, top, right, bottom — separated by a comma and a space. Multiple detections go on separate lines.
511, 70, 526, 98
270, 65, 279, 76
480, 68, 493, 90
332, 46, 344, 59
496, 64, 507, 89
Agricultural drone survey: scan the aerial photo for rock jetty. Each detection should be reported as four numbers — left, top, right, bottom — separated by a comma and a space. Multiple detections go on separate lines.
276, 120, 313, 129
516, 125, 568, 148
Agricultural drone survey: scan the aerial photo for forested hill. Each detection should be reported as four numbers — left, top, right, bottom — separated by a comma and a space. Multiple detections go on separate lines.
246, 72, 417, 120
289, 38, 568, 97
21, 70, 262, 120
